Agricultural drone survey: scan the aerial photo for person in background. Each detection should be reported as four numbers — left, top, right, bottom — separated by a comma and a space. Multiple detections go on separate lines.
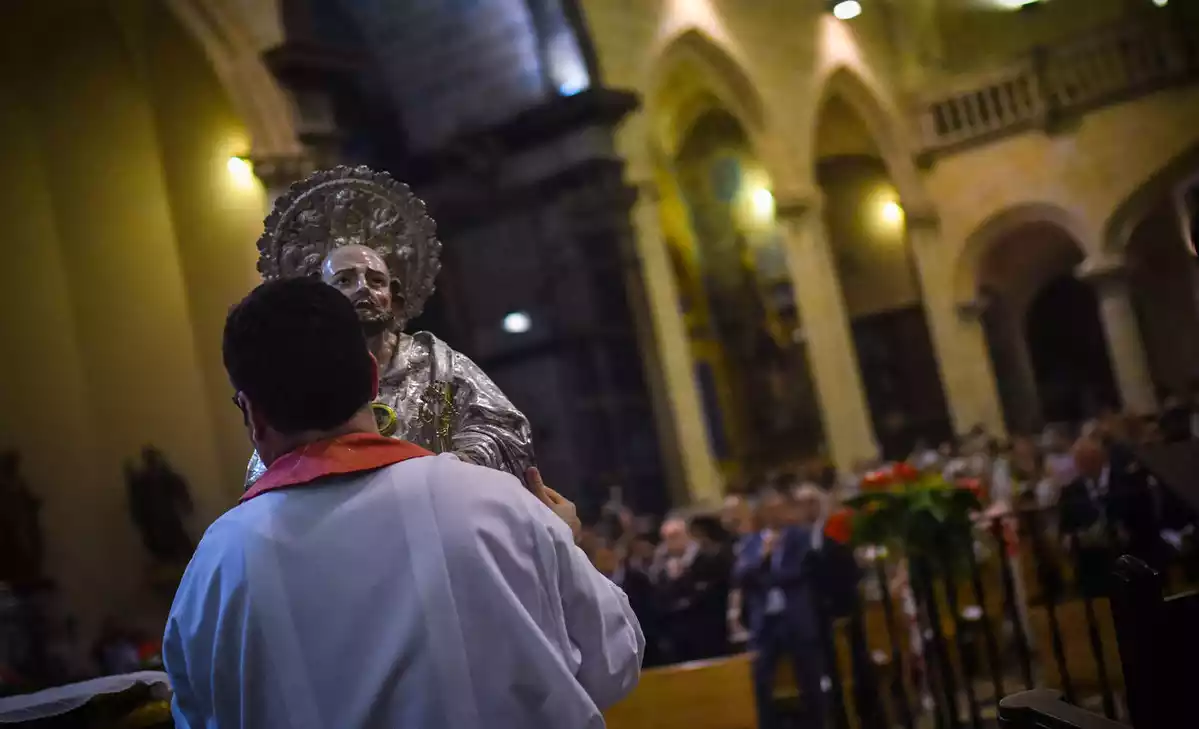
721, 494, 758, 649
1159, 389, 1192, 443
909, 438, 940, 471
735, 488, 825, 729
721, 494, 758, 553
594, 538, 662, 668
651, 515, 726, 662
164, 278, 643, 728
690, 514, 734, 657
1058, 436, 1156, 595
1042, 425, 1078, 489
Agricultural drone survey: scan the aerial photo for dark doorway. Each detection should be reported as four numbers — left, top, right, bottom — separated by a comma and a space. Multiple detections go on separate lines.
852, 306, 954, 460
1025, 275, 1119, 423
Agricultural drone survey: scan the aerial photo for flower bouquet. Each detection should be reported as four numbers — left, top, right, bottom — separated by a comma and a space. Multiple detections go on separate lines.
844, 462, 983, 564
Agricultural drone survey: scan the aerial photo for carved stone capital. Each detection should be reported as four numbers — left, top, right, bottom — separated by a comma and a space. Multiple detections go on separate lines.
904, 208, 941, 231
251, 153, 315, 193
1075, 258, 1129, 295
774, 193, 824, 222
956, 295, 990, 321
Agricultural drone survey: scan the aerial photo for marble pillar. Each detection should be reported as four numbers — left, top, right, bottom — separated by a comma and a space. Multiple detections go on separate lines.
1078, 261, 1158, 415
965, 295, 1041, 434
908, 214, 1007, 437
777, 195, 878, 470
629, 179, 723, 505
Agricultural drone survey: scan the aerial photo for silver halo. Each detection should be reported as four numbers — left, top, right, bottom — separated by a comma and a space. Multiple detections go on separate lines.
256, 165, 442, 324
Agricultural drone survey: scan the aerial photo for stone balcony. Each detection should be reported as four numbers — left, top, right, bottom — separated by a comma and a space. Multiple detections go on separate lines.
915, 19, 1199, 159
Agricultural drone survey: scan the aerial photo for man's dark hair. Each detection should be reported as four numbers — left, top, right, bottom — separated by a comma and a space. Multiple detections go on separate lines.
223, 277, 373, 434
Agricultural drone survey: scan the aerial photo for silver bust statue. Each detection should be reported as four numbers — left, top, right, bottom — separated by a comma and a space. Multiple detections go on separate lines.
245, 165, 535, 486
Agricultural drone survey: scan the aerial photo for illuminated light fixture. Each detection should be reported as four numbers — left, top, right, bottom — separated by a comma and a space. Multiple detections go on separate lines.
227, 155, 256, 187
831, 0, 862, 20
881, 200, 905, 225
991, 0, 1040, 8
1152, 0, 1168, 7
751, 187, 776, 221
503, 311, 532, 334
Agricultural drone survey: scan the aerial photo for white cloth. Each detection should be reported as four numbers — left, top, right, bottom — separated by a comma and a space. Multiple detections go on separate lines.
164, 453, 643, 729
990, 457, 1013, 505
0, 672, 170, 724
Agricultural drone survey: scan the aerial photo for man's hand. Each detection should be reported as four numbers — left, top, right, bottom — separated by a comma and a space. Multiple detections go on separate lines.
761, 529, 777, 556
527, 467, 582, 543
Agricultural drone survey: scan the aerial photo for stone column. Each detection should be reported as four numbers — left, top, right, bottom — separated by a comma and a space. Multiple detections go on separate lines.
629, 179, 723, 506
1078, 260, 1158, 415
907, 213, 1007, 437
964, 295, 1041, 433
776, 195, 878, 470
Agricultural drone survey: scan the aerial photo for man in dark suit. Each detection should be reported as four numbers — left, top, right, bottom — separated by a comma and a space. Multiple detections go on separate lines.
1059, 437, 1158, 596
594, 538, 664, 667
651, 516, 729, 663
735, 488, 825, 729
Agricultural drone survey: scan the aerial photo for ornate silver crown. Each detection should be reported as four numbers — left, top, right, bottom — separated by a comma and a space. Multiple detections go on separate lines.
256, 165, 442, 323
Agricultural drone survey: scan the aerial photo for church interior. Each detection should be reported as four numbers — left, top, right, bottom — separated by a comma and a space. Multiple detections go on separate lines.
2, 0, 1199, 726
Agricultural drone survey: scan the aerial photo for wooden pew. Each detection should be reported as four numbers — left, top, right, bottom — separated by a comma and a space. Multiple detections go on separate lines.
1029, 599, 1124, 697
604, 653, 757, 729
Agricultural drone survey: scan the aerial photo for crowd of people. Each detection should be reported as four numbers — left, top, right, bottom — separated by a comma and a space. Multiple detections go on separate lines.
577, 399, 1199, 727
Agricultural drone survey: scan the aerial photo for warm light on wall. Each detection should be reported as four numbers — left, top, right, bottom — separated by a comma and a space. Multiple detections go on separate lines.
751, 187, 776, 221
831, 1, 862, 20
989, 0, 1041, 8
226, 156, 256, 188
881, 200, 905, 225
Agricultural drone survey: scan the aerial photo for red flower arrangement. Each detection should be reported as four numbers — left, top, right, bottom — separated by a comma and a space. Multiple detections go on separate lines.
844, 462, 983, 560
824, 508, 854, 545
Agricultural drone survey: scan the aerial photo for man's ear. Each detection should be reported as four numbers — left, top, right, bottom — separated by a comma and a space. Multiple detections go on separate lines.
244, 397, 271, 445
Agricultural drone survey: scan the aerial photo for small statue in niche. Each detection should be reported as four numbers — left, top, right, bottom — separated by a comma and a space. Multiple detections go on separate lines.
0, 450, 45, 588
125, 446, 194, 566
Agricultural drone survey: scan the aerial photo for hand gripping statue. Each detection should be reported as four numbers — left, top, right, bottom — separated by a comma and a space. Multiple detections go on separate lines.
245, 166, 535, 486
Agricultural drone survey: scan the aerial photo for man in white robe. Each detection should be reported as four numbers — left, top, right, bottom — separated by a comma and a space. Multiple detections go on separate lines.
163, 277, 644, 728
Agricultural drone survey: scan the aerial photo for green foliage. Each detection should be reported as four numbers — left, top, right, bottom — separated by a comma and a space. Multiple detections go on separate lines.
845, 468, 982, 562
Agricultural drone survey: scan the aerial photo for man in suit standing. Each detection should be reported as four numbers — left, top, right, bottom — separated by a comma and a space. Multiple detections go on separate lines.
735, 488, 825, 729
651, 516, 728, 663
1058, 437, 1158, 596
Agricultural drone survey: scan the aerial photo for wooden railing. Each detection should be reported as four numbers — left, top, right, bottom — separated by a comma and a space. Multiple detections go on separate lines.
916, 19, 1199, 157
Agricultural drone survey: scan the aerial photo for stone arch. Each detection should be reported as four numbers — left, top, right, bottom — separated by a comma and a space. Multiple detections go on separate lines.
1104, 140, 1199, 253
956, 204, 1117, 429
954, 202, 1095, 305
645, 28, 774, 166
810, 65, 931, 213
167, 0, 302, 158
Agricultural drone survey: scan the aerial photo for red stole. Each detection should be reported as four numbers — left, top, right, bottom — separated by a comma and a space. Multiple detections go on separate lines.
241, 433, 432, 503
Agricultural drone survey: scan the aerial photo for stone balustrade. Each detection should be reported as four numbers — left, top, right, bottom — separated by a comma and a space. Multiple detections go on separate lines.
916, 19, 1199, 157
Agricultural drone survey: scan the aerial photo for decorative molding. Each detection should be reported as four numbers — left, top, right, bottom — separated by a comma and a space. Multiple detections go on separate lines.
1075, 258, 1129, 294
956, 295, 990, 321
250, 153, 314, 192
774, 194, 823, 222
904, 209, 941, 232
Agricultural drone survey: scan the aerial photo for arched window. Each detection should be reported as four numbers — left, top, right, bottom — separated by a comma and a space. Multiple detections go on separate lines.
526, 0, 593, 96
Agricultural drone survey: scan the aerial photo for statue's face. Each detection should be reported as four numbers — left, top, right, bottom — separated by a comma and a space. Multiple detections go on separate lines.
322, 245, 403, 333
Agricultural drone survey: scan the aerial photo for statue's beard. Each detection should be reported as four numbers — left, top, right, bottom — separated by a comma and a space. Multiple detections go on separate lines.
354, 302, 398, 337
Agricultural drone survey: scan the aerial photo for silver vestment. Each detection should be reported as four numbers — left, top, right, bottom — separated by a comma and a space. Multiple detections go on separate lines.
245, 331, 534, 485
